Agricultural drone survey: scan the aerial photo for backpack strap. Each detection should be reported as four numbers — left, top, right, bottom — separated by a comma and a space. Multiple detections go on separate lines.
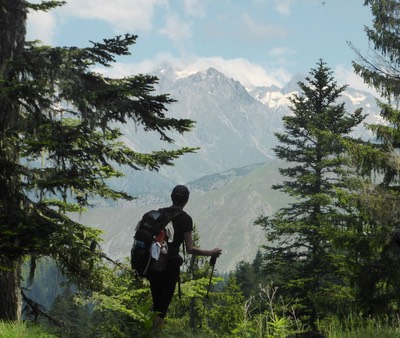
167, 209, 185, 301
158, 208, 184, 222
169, 209, 185, 249
164, 208, 185, 220
153, 208, 184, 237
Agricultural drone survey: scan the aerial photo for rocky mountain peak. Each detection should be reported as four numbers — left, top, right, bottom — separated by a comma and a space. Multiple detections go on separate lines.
91, 65, 381, 271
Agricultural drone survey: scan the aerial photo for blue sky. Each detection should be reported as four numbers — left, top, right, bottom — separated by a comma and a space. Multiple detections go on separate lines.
27, 0, 373, 91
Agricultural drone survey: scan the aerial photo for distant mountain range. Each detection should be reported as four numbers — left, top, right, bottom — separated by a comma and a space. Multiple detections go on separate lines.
76, 64, 381, 272
76, 160, 289, 272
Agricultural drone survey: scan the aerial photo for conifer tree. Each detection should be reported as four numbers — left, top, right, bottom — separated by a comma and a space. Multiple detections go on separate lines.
0, 0, 195, 320
256, 60, 364, 329
343, 0, 400, 314
350, 0, 400, 211
234, 261, 257, 299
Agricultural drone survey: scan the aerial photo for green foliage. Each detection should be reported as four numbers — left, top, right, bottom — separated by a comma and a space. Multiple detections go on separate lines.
256, 60, 365, 329
24, 257, 400, 337
0, 321, 57, 338
48, 287, 91, 337
26, 1, 66, 12
42, 263, 156, 337
352, 0, 400, 100
319, 314, 400, 338
82, 266, 154, 337
167, 270, 225, 333
234, 260, 258, 299
340, 0, 400, 317
206, 275, 245, 335
231, 283, 304, 338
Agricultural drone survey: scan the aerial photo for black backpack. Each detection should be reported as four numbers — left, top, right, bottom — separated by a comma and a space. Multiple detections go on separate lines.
131, 208, 183, 277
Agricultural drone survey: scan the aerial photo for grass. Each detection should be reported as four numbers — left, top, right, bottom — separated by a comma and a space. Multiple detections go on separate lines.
2, 314, 400, 337
0, 321, 57, 338
319, 314, 400, 338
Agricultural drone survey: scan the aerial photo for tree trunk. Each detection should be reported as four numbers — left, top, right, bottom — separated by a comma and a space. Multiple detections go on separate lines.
0, 0, 27, 321
0, 256, 22, 320
0, 0, 26, 127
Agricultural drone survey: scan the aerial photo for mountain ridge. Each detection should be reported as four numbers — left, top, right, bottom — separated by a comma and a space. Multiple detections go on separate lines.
76, 64, 381, 271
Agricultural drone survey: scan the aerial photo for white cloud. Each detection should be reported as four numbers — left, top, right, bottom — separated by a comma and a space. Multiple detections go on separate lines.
26, 10, 57, 44
59, 0, 166, 33
93, 52, 178, 78
180, 57, 291, 87
274, 0, 294, 15
160, 14, 192, 47
95, 54, 291, 88
268, 47, 294, 58
268, 47, 296, 66
335, 64, 380, 96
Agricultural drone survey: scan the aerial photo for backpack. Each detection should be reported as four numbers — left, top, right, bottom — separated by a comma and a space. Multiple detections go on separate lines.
131, 208, 183, 277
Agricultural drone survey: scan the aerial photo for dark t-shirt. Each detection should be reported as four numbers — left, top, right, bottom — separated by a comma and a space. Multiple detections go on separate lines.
148, 206, 192, 318
162, 206, 193, 255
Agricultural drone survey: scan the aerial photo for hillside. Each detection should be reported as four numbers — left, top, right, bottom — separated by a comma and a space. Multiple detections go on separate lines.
75, 160, 290, 272
74, 64, 380, 272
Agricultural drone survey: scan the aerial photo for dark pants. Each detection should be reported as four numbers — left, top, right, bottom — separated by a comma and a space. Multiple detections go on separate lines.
148, 265, 180, 318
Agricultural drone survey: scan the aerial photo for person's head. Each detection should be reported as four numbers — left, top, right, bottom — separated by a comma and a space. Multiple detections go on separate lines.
171, 185, 190, 207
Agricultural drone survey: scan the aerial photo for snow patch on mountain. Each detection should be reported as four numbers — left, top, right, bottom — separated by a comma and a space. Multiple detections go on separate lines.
175, 69, 196, 79
247, 85, 296, 109
116, 62, 381, 188
342, 91, 367, 105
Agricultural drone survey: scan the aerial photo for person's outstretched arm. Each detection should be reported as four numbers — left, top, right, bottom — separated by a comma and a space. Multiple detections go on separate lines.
184, 231, 222, 257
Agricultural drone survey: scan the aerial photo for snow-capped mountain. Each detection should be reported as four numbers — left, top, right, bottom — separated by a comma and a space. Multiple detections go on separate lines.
80, 64, 382, 271
110, 63, 379, 197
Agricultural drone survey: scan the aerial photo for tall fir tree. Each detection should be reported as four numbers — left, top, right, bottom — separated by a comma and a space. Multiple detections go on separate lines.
342, 0, 400, 315
0, 0, 195, 320
256, 60, 364, 330
351, 0, 400, 203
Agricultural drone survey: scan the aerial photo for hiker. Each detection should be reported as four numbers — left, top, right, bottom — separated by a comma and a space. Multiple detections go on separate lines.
148, 185, 222, 333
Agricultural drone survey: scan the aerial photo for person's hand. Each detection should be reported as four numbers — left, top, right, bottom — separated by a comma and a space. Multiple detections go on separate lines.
211, 248, 222, 257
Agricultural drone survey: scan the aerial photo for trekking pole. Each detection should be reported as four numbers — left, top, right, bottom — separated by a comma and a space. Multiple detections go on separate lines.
199, 255, 217, 328
205, 255, 217, 298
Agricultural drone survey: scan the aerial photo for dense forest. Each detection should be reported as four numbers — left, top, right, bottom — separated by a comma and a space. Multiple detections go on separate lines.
1, 0, 400, 337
